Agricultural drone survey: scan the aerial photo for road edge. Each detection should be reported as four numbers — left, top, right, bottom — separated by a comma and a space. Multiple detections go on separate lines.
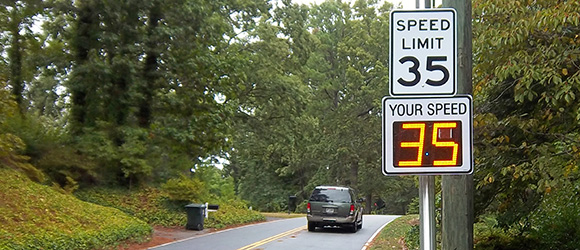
361, 215, 400, 250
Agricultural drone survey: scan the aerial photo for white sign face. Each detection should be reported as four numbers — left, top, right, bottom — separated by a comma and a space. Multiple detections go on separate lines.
382, 96, 472, 175
390, 9, 456, 96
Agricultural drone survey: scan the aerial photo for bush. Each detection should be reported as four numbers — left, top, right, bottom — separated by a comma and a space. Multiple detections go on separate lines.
75, 187, 186, 227
296, 200, 309, 213
205, 200, 265, 229
407, 197, 419, 214
76, 187, 266, 229
161, 174, 209, 202
473, 215, 518, 250
405, 225, 420, 250
530, 184, 580, 250
473, 184, 580, 250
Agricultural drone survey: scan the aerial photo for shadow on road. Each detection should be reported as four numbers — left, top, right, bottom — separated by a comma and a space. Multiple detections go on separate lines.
309, 226, 359, 234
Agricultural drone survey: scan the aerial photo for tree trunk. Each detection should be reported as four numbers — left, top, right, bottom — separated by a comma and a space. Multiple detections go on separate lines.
70, 0, 97, 133
350, 161, 358, 188
365, 193, 372, 214
138, 0, 162, 128
8, 14, 24, 114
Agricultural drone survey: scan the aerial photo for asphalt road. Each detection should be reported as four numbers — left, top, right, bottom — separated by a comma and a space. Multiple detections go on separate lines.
151, 215, 399, 250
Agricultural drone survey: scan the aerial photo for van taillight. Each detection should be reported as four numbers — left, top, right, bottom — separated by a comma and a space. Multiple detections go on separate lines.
307, 202, 311, 214
350, 204, 355, 215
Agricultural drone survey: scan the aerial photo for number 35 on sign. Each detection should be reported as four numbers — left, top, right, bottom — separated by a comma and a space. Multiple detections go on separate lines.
390, 9, 456, 96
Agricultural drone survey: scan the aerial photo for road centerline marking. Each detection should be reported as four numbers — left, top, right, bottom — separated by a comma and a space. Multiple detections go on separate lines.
237, 225, 306, 250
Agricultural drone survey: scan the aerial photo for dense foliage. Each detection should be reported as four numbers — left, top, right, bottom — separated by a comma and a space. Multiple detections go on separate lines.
0, 168, 151, 249
473, 0, 580, 248
227, 0, 416, 214
0, 0, 270, 188
2, 0, 416, 215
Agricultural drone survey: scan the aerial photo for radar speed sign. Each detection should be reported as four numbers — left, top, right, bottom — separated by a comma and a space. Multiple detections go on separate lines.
382, 96, 473, 175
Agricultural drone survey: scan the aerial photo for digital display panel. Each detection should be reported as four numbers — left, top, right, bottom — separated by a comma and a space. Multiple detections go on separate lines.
392, 121, 462, 167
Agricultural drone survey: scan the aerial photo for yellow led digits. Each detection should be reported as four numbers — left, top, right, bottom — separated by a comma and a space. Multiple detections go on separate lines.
398, 123, 426, 166
432, 122, 458, 166
393, 121, 462, 167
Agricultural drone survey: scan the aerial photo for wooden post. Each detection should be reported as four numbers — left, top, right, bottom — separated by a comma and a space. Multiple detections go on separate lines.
441, 0, 474, 249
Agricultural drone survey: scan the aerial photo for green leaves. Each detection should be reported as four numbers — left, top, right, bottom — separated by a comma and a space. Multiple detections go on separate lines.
162, 175, 209, 202
473, 0, 580, 242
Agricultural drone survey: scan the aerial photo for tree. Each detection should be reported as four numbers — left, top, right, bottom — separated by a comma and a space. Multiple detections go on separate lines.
0, 0, 45, 113
472, 0, 580, 240
304, 0, 407, 209
0, 0, 269, 188
229, 0, 418, 213
227, 3, 314, 209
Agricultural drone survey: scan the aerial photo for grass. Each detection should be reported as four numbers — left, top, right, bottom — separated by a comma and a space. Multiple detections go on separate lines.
0, 168, 151, 250
368, 214, 419, 250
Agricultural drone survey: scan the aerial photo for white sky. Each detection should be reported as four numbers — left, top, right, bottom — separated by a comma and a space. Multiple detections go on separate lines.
290, 0, 441, 9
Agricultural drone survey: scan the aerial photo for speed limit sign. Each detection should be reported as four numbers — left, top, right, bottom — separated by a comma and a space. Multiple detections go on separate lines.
390, 9, 456, 96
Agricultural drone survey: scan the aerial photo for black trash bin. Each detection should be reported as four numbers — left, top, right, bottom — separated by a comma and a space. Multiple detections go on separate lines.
185, 203, 206, 230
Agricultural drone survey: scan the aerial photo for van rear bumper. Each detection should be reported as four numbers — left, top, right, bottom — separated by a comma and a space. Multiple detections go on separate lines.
307, 214, 356, 225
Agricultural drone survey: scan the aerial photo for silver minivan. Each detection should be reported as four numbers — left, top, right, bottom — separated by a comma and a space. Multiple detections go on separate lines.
306, 186, 363, 232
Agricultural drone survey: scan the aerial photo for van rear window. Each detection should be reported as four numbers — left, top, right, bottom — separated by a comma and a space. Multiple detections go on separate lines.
309, 189, 351, 203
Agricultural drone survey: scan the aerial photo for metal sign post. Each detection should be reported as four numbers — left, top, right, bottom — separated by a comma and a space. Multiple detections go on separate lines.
419, 2, 435, 248
419, 176, 435, 250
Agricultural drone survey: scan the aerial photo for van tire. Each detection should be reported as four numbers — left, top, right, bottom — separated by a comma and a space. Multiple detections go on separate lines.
350, 222, 358, 233
308, 222, 316, 232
